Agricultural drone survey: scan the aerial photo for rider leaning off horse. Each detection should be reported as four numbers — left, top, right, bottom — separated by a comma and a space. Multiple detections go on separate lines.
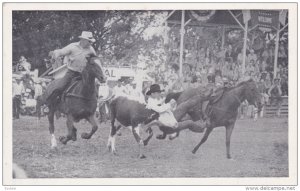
44, 31, 97, 104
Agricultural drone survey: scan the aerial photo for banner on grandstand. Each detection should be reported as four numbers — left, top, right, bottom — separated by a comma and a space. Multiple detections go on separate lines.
189, 10, 216, 22
250, 10, 280, 32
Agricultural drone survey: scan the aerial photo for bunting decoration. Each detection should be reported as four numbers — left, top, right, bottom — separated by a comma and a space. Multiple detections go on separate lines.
250, 10, 280, 32
189, 10, 216, 22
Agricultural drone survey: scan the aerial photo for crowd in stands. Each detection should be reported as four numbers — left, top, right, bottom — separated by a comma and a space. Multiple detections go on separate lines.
151, 37, 288, 118
13, 32, 288, 119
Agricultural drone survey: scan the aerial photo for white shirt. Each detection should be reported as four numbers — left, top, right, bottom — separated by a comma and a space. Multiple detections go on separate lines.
21, 61, 31, 72
98, 84, 110, 99
54, 42, 96, 73
124, 84, 133, 96
147, 97, 178, 128
146, 97, 171, 113
129, 87, 145, 104
113, 85, 126, 98
13, 83, 24, 97
34, 84, 43, 99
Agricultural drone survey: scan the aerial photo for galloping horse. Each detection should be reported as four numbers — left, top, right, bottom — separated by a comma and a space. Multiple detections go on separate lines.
43, 57, 106, 148
163, 79, 262, 159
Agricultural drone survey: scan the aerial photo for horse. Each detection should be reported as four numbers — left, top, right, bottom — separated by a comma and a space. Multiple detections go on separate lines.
42, 57, 106, 148
163, 79, 262, 159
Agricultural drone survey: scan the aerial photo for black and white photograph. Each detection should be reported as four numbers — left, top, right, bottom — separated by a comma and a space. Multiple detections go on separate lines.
2, 2, 298, 187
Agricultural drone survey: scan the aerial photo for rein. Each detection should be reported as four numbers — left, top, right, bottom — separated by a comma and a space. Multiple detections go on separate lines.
66, 93, 93, 101
232, 94, 243, 105
208, 84, 245, 114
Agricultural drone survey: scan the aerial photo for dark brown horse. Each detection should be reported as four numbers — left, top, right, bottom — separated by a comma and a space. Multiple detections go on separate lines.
43, 57, 106, 148
163, 79, 262, 159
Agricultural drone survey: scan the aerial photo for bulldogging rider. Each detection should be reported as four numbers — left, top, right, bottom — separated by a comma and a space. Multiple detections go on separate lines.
43, 31, 97, 104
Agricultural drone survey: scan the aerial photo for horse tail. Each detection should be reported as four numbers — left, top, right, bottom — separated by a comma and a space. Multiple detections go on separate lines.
165, 92, 182, 103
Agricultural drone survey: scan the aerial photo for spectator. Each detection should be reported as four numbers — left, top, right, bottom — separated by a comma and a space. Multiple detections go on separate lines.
278, 43, 287, 64
247, 49, 257, 63
215, 74, 223, 88
237, 50, 246, 65
18, 56, 31, 73
225, 44, 233, 61
257, 78, 269, 118
268, 78, 282, 117
113, 79, 127, 98
12, 78, 24, 119
207, 61, 216, 83
281, 77, 288, 96
34, 79, 43, 119
129, 81, 145, 104
167, 64, 180, 92
262, 46, 270, 63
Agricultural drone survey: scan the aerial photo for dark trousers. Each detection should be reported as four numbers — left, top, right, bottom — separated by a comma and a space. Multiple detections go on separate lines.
36, 96, 42, 119
13, 95, 21, 119
46, 69, 81, 103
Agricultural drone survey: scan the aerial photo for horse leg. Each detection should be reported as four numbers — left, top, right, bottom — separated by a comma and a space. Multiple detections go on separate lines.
168, 120, 205, 140
225, 123, 235, 159
81, 115, 98, 139
156, 130, 167, 140
59, 114, 74, 145
48, 106, 57, 149
192, 126, 213, 154
168, 120, 200, 140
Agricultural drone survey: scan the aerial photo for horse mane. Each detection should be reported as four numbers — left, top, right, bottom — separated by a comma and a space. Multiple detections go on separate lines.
81, 57, 98, 83
217, 79, 253, 95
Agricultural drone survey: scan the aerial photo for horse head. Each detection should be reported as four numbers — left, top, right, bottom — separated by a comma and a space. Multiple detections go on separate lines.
242, 79, 263, 112
85, 57, 106, 83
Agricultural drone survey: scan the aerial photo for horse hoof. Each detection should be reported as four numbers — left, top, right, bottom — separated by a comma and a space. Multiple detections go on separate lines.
227, 155, 232, 159
139, 154, 146, 159
192, 149, 197, 154
112, 150, 118, 156
156, 135, 165, 140
59, 136, 67, 145
81, 133, 90, 139
168, 133, 178, 140
146, 128, 153, 134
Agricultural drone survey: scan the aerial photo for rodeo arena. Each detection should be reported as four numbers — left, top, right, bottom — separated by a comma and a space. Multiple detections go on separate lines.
12, 10, 289, 178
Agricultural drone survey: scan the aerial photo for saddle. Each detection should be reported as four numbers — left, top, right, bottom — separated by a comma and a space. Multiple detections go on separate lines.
61, 76, 83, 101
202, 87, 226, 116
209, 87, 226, 104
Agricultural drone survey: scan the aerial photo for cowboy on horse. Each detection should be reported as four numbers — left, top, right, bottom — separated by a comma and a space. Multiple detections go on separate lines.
40, 31, 107, 149
43, 31, 97, 105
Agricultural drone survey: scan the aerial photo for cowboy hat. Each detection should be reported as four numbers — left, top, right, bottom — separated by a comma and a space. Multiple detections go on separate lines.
146, 84, 164, 96
78, 31, 96, 43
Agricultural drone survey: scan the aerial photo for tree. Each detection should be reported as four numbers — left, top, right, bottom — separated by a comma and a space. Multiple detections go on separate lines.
12, 10, 168, 75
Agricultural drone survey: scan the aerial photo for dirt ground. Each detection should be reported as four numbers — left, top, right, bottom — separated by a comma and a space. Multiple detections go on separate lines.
13, 116, 288, 178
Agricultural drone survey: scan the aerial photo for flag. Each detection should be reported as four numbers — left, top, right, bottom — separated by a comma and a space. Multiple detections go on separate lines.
279, 10, 288, 25
242, 10, 251, 23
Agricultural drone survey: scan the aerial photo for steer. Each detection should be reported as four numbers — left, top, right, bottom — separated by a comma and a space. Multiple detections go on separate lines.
107, 96, 160, 158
